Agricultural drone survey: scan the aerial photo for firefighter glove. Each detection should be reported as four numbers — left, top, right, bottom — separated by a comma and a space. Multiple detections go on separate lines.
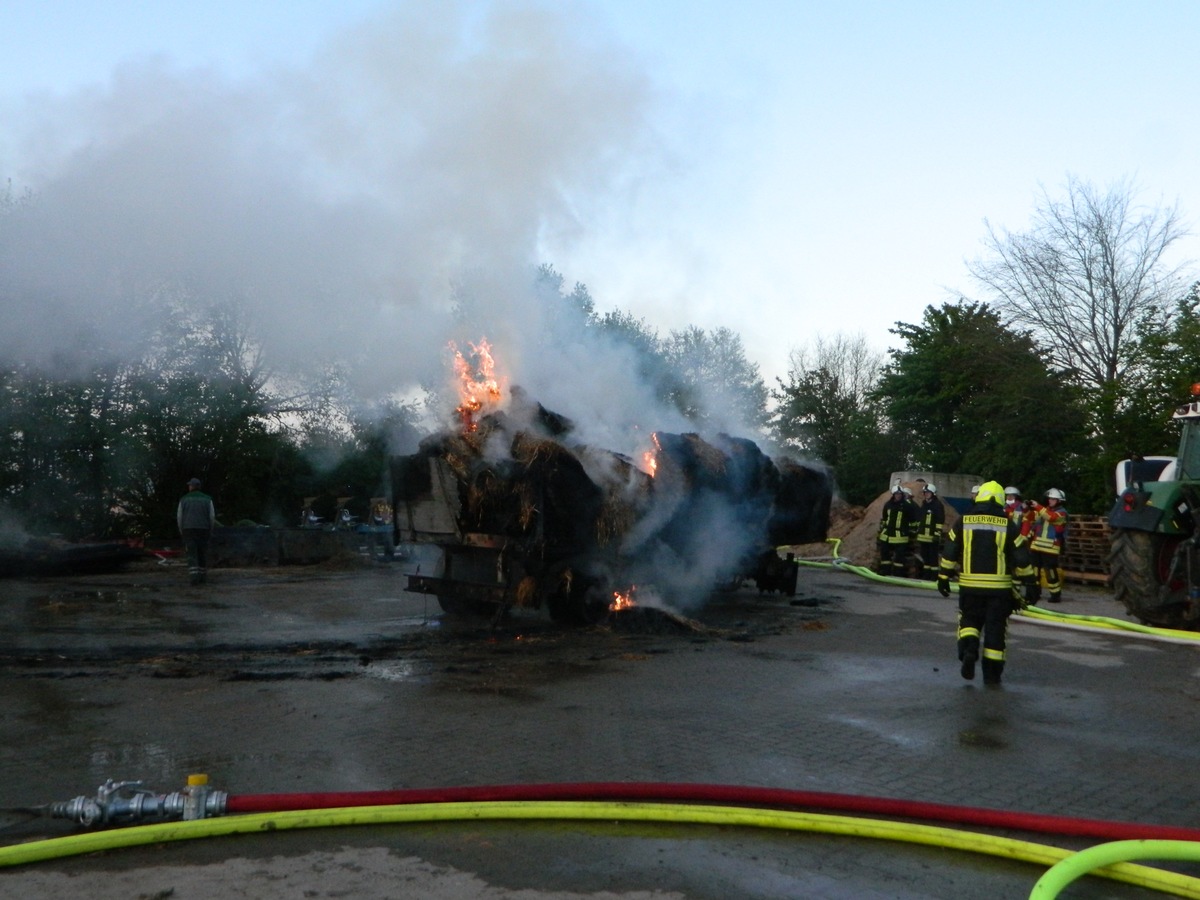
937, 575, 951, 597
1012, 585, 1029, 610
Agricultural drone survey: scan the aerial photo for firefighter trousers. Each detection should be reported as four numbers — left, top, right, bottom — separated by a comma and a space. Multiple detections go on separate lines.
1030, 550, 1063, 602
916, 539, 939, 580
877, 538, 911, 578
957, 590, 1013, 684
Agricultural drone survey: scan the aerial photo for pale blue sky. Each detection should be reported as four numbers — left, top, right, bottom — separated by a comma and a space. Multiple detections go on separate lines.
3, 1, 1198, 394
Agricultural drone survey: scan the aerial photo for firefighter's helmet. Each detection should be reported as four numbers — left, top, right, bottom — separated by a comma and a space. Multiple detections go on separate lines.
900, 486, 913, 497
923, 483, 937, 494
1046, 487, 1066, 501
975, 481, 1004, 504
1004, 486, 1021, 498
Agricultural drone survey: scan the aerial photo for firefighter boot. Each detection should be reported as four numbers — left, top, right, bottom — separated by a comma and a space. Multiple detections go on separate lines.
982, 658, 1004, 687
1047, 568, 1062, 603
958, 637, 979, 681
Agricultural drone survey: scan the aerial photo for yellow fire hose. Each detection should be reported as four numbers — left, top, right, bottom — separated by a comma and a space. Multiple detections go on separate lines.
5, 540, 1195, 897
798, 538, 1200, 643
4, 801, 1200, 899
1031, 840, 1200, 899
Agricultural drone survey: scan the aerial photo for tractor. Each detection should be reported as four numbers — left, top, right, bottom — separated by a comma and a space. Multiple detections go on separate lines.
1108, 383, 1200, 629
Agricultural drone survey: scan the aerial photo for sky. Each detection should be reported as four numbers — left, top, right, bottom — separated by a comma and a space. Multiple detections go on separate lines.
2, 0, 1199, 426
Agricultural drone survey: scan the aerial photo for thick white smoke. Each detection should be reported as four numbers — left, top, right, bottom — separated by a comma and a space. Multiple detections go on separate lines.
0, 1, 662, 427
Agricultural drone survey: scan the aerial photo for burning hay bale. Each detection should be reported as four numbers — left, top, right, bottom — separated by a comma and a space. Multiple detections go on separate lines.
393, 392, 833, 624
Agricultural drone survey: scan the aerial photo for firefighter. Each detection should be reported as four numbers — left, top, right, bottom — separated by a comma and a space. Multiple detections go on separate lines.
1003, 486, 1023, 525
1025, 488, 1068, 603
877, 483, 919, 577
914, 482, 945, 580
937, 481, 1034, 686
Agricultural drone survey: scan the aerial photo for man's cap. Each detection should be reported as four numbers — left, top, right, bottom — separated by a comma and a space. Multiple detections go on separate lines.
188, 478, 202, 487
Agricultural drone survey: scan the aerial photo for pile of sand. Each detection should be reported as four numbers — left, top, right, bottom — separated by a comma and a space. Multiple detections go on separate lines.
788, 482, 961, 568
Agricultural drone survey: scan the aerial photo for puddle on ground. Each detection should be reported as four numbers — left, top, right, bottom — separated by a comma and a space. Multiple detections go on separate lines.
361, 659, 436, 683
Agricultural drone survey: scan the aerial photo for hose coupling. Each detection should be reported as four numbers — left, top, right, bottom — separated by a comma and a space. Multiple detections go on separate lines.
48, 775, 228, 827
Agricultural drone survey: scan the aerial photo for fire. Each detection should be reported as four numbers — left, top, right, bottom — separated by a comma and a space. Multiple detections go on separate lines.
642, 432, 660, 477
610, 585, 638, 611
450, 339, 504, 432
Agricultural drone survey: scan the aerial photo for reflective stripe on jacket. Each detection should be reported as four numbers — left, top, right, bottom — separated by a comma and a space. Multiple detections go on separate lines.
939, 502, 1032, 596
878, 498, 918, 545
915, 496, 945, 544
1029, 506, 1067, 556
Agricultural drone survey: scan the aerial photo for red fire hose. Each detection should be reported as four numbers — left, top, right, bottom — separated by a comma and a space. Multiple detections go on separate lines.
227, 781, 1200, 843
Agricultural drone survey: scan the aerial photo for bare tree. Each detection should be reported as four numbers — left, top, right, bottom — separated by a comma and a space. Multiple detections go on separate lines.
969, 176, 1188, 389
784, 332, 883, 408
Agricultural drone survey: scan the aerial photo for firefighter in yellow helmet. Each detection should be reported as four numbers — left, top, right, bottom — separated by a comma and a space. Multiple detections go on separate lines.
937, 481, 1034, 686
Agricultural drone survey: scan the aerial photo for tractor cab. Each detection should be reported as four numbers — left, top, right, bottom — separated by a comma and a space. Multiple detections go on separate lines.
1111, 384, 1200, 537
1172, 390, 1200, 481
1109, 382, 1200, 628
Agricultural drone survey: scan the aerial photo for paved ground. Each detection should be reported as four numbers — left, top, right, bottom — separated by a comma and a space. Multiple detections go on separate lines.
1, 557, 1199, 898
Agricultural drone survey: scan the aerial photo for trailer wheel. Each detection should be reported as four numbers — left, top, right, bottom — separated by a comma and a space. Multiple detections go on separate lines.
545, 561, 612, 625
1107, 528, 1189, 629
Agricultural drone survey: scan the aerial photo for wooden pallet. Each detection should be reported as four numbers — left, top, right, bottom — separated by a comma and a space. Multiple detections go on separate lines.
1061, 514, 1110, 582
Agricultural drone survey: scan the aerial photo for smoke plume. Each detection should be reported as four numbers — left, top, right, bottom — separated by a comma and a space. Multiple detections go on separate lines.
0, 0, 667, 436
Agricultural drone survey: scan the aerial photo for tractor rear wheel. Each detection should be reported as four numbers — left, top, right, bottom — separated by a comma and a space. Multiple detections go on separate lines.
1107, 529, 1189, 629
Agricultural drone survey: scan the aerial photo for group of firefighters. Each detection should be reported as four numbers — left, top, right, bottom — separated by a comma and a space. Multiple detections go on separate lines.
876, 479, 1069, 686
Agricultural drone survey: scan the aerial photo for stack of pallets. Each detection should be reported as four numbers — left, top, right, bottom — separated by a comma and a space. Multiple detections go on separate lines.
1061, 515, 1110, 584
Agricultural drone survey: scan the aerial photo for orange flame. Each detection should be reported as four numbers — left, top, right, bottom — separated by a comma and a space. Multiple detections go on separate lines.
610, 585, 638, 611
642, 432, 660, 477
450, 339, 504, 432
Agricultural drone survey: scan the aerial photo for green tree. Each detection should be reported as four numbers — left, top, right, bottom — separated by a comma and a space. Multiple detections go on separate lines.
771, 334, 904, 505
1113, 283, 1200, 462
531, 264, 768, 434
876, 301, 1097, 509
0, 355, 146, 538
660, 325, 769, 432
111, 300, 301, 532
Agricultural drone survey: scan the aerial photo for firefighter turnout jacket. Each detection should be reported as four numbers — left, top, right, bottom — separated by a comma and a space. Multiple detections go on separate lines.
915, 494, 945, 546
938, 500, 1033, 595
878, 494, 919, 546
1026, 502, 1068, 557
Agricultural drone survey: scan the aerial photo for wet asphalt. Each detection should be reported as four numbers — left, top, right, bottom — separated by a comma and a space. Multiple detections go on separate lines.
1, 557, 1199, 898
